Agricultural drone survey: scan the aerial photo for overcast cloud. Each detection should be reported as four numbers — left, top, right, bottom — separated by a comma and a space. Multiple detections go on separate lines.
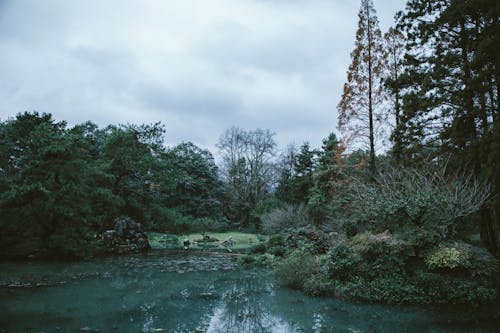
0, 0, 407, 154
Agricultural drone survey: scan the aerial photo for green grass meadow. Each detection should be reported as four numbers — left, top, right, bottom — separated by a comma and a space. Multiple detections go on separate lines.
147, 231, 267, 253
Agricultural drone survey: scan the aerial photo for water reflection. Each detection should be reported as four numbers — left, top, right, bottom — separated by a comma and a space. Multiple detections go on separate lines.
0, 252, 498, 333
204, 273, 297, 333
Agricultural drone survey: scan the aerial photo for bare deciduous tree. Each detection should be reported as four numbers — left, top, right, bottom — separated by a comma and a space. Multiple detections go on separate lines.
217, 127, 276, 225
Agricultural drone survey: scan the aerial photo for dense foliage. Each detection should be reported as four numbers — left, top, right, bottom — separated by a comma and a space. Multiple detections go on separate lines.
0, 113, 225, 258
251, 0, 499, 305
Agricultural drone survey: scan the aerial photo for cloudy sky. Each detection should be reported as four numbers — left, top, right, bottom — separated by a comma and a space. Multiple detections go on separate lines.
0, 0, 406, 153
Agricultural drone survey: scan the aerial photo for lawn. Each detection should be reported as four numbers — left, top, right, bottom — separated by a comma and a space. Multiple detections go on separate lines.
146, 231, 267, 253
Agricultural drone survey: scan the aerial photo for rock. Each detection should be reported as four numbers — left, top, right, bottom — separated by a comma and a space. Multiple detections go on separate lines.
100, 216, 151, 254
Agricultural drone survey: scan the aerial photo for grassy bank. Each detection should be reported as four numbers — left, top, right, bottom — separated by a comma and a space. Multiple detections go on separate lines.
147, 231, 267, 253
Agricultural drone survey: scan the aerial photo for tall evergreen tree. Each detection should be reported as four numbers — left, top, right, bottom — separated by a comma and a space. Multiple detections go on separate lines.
275, 144, 298, 203
338, 0, 385, 178
308, 133, 342, 223
396, 0, 500, 252
293, 142, 317, 203
396, 0, 499, 165
383, 27, 406, 164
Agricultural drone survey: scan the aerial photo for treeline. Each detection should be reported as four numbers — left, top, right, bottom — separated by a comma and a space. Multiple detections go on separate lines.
0, 111, 369, 258
0, 113, 225, 258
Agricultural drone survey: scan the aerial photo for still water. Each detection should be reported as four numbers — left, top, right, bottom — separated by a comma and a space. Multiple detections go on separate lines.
0, 252, 497, 333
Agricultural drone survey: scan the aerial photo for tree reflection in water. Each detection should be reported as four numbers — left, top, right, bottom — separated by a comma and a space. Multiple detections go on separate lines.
204, 272, 298, 333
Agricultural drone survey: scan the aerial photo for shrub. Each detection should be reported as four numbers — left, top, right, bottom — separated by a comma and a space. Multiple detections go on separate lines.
268, 234, 285, 247
238, 254, 256, 266
341, 219, 359, 237
268, 245, 286, 257
322, 237, 498, 304
254, 253, 278, 267
424, 241, 498, 278
343, 275, 425, 304
249, 243, 267, 254
424, 242, 469, 270
149, 207, 230, 234
274, 243, 321, 289
412, 270, 497, 304
238, 253, 277, 268
284, 226, 330, 254
303, 274, 337, 297
350, 231, 393, 256
326, 243, 360, 281
347, 165, 490, 241
467, 245, 499, 278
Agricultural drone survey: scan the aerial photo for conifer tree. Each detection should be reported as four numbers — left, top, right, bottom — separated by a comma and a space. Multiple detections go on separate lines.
396, 0, 499, 166
293, 142, 316, 203
396, 0, 500, 252
383, 27, 405, 164
338, 0, 385, 178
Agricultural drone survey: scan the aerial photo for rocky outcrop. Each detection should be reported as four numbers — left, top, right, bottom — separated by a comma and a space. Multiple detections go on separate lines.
101, 216, 150, 254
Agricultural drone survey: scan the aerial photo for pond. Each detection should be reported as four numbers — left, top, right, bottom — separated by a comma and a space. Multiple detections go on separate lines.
0, 252, 497, 333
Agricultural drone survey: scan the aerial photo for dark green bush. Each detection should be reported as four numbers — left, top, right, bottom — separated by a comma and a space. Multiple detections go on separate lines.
268, 235, 285, 247
237, 254, 256, 266
303, 275, 336, 297
318, 233, 498, 304
249, 243, 267, 254
238, 253, 277, 267
254, 253, 278, 267
412, 270, 497, 304
467, 245, 499, 278
275, 243, 321, 289
284, 226, 330, 254
344, 276, 424, 304
326, 243, 360, 281
341, 219, 359, 237
268, 246, 286, 257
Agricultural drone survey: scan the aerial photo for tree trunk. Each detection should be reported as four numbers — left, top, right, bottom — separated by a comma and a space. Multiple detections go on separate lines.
480, 205, 500, 256
367, 1, 376, 179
